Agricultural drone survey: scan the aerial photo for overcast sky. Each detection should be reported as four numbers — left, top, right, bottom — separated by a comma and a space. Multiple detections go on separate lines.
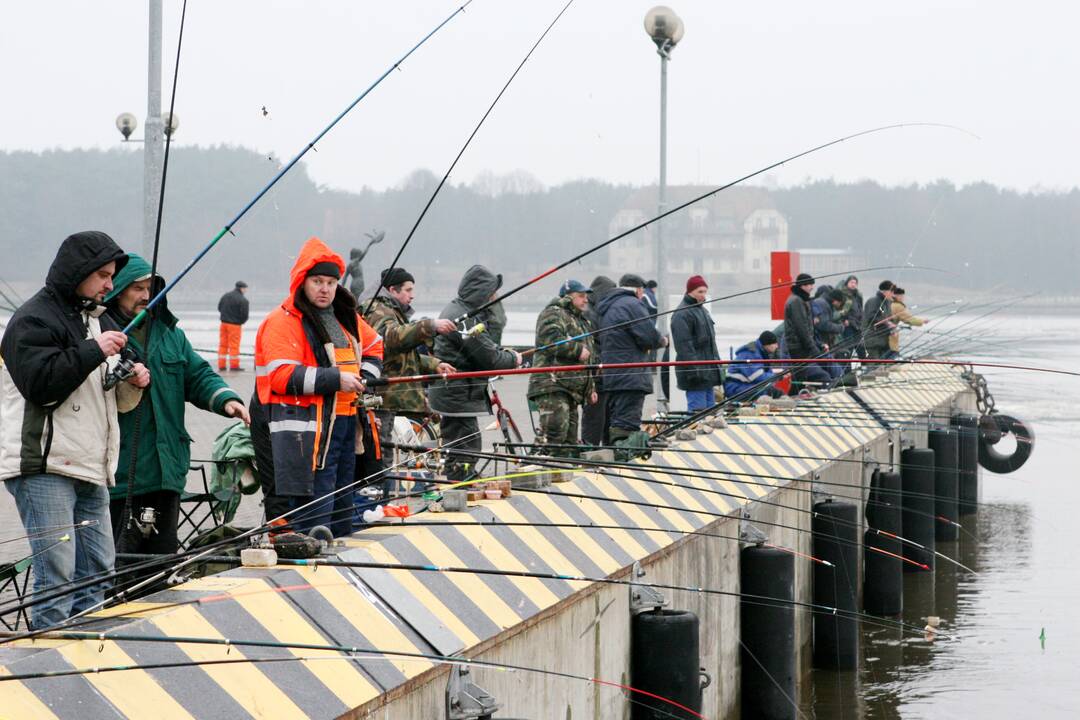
3, 1, 1076, 194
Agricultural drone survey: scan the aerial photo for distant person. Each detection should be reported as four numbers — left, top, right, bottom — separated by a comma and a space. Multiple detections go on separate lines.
1, 231, 149, 628
862, 280, 896, 360
597, 273, 667, 443
889, 287, 927, 358
643, 279, 659, 321
251, 237, 383, 538
105, 254, 249, 556
217, 280, 249, 371
838, 275, 865, 358
527, 279, 597, 455
724, 331, 784, 400
429, 265, 522, 482
812, 286, 847, 380
783, 273, 831, 389
671, 275, 723, 412
581, 275, 616, 445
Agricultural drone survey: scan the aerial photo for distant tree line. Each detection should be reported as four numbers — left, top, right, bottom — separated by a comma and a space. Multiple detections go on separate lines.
2, 147, 1076, 301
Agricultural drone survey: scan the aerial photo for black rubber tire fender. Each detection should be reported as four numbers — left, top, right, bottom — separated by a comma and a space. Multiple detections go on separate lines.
978, 413, 1034, 474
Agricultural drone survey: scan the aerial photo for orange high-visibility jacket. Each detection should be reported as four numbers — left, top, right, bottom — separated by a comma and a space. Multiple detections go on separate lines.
254, 237, 383, 495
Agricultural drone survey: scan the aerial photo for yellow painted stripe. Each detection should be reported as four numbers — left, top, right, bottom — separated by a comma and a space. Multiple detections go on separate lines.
363, 529, 525, 631
297, 566, 433, 677
698, 430, 789, 487
512, 491, 623, 573
658, 449, 745, 509
552, 474, 655, 558
721, 425, 814, 477
482, 501, 593, 588
587, 472, 695, 535
448, 524, 564, 610
151, 605, 307, 719
691, 433, 776, 496
0, 669, 61, 720
640, 462, 727, 516
223, 573, 380, 708
54, 639, 195, 720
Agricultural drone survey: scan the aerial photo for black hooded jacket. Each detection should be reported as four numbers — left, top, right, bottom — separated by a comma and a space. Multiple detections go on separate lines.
428, 265, 517, 416
1, 231, 128, 407
783, 285, 819, 359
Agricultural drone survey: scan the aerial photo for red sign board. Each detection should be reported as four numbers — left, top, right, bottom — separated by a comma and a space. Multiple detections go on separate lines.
770, 251, 800, 321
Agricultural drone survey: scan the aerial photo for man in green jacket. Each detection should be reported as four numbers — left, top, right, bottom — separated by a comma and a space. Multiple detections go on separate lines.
105, 255, 249, 555
527, 280, 597, 456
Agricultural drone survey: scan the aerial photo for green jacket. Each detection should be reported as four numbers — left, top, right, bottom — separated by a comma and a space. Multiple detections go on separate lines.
363, 295, 441, 414
105, 255, 242, 498
527, 296, 595, 403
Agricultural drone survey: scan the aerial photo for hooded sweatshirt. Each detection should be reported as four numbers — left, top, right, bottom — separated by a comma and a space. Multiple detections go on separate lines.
1, 231, 140, 485
429, 265, 517, 416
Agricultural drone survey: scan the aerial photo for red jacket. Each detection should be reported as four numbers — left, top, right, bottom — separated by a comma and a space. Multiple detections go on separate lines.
254, 237, 383, 494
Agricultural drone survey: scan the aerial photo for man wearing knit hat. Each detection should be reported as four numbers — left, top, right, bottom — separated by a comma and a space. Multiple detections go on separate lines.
363, 266, 456, 462
725, 330, 784, 400
783, 273, 831, 390
671, 275, 723, 412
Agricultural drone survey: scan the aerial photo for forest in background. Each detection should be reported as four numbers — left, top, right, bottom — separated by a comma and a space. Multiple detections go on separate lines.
2, 146, 1077, 305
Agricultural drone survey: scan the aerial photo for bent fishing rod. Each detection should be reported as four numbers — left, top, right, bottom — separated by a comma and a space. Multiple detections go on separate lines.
364, 0, 575, 318
459, 122, 975, 322
118, 1, 474, 336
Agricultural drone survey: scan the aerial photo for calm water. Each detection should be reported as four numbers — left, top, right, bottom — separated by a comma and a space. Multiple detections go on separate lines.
1, 303, 1077, 718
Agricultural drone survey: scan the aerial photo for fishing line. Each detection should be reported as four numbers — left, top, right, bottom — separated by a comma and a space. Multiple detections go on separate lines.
120, 1, 475, 334
364, 0, 576, 317
464, 123, 976, 321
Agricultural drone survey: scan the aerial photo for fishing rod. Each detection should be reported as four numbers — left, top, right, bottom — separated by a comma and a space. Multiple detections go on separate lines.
460, 122, 974, 322
452, 447, 976, 550
0, 520, 99, 547
363, 0, 575, 318
0, 430, 485, 638
118, 2, 473, 335
525, 264, 950, 358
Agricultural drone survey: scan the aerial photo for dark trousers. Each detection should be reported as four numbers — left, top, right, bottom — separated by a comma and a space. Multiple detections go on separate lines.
295, 414, 357, 538
607, 391, 647, 433
789, 359, 832, 392
110, 490, 181, 555
581, 391, 608, 445
250, 398, 292, 525
441, 416, 482, 481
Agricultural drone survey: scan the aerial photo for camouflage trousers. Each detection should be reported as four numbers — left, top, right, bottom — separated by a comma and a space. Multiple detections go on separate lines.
534, 391, 580, 454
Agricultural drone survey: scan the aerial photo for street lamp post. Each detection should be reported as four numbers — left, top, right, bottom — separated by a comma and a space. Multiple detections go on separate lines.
644, 6, 684, 410
143, 0, 164, 260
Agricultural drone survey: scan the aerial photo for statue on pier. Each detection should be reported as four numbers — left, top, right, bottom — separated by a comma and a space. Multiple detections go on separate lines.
343, 229, 385, 299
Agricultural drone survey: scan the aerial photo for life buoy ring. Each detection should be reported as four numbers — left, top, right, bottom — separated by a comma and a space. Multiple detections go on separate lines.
978, 413, 1034, 474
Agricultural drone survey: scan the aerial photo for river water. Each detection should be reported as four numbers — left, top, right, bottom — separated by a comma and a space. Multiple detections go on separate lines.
1, 303, 1077, 717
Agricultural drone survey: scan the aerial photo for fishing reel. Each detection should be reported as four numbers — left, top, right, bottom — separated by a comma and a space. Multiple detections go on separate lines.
357, 393, 383, 410
103, 345, 140, 391
134, 506, 158, 538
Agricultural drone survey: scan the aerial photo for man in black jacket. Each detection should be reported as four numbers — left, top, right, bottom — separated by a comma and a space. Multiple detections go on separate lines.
581, 275, 615, 445
783, 273, 831, 390
1, 231, 150, 628
429, 265, 521, 481
597, 273, 667, 442
217, 280, 250, 371
671, 275, 722, 412
862, 280, 896, 359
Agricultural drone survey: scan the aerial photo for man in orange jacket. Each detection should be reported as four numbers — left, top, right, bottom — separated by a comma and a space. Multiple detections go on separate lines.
250, 237, 383, 537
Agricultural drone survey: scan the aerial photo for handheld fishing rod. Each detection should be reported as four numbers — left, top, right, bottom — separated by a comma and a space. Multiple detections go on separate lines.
117, 2, 473, 336
363, 0, 575, 318
459, 122, 975, 322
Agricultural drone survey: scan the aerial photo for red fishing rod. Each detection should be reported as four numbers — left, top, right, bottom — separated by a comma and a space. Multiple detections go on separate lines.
369, 357, 1080, 386
458, 122, 975, 322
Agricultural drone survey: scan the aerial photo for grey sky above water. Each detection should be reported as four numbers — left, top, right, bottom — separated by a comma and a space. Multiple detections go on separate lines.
2, 1, 1075, 194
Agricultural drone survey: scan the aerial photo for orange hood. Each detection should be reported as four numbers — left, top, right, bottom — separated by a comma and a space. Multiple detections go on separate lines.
283, 236, 346, 313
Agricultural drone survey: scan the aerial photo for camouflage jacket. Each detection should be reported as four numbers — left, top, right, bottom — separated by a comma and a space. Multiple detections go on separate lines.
363, 295, 441, 413
527, 296, 595, 403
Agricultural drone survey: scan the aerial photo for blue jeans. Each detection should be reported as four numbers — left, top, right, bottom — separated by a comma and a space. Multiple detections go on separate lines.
685, 388, 716, 412
5, 474, 115, 629
290, 415, 357, 538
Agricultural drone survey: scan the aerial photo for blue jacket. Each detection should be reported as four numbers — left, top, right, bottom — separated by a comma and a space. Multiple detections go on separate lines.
724, 340, 778, 399
597, 288, 663, 393
811, 295, 843, 348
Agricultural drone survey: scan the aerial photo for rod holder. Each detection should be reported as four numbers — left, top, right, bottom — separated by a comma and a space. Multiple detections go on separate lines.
446, 664, 499, 720
629, 561, 668, 614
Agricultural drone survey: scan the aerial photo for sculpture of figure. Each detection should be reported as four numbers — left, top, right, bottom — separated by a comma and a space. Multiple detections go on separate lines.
343, 230, 385, 299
